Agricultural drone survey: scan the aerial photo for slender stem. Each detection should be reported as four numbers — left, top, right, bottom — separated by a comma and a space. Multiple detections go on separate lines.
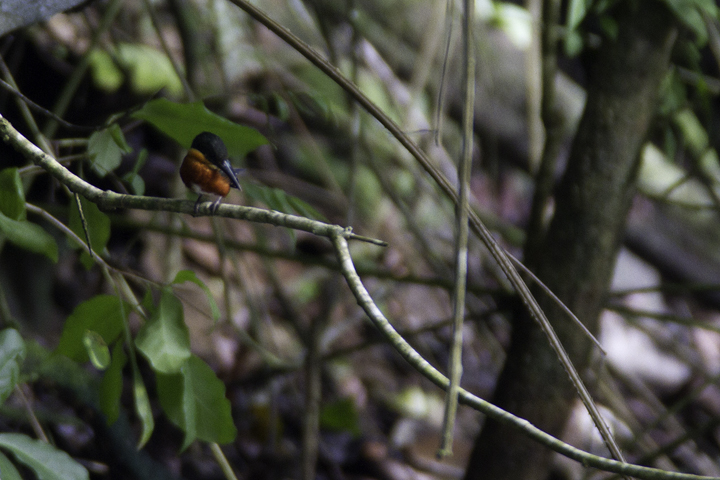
438, 0, 474, 458
210, 443, 239, 480
15, 386, 49, 443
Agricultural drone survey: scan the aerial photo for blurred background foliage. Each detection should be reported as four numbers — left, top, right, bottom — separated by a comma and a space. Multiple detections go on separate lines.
1, 0, 720, 479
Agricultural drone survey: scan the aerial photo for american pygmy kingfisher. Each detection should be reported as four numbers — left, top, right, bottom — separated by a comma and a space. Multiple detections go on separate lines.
180, 131, 243, 214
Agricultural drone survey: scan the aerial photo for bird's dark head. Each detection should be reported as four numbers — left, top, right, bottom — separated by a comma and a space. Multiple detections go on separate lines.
191, 132, 228, 166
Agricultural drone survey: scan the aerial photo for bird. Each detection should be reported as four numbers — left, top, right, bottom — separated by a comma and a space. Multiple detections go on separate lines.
180, 131, 243, 214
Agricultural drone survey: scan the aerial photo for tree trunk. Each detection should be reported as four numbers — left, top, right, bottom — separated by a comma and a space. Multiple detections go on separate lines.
464, 2, 678, 479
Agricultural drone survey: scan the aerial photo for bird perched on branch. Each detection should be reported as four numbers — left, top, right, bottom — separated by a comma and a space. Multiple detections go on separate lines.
180, 131, 242, 214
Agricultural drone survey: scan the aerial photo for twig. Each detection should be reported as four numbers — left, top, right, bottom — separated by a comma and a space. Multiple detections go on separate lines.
1, 114, 386, 246
329, 231, 717, 480
0, 78, 98, 131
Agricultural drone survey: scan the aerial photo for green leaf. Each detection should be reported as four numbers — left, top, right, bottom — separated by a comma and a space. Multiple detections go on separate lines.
68, 195, 111, 269
662, 0, 716, 44
135, 289, 191, 374
132, 98, 268, 159
269, 188, 296, 218
83, 330, 110, 370
88, 49, 124, 93
99, 341, 126, 424
123, 173, 145, 196
108, 123, 132, 153
0, 212, 58, 263
0, 329, 25, 406
674, 108, 709, 156
156, 368, 193, 447
242, 181, 324, 220
141, 288, 155, 314
116, 43, 184, 97
122, 149, 148, 195
56, 295, 127, 363
0, 433, 89, 480
88, 128, 124, 177
130, 148, 148, 176
133, 369, 155, 448
157, 355, 237, 449
320, 398, 361, 436
597, 15, 618, 41
0, 451, 22, 480
0, 168, 25, 220
563, 30, 584, 58
172, 270, 220, 322
286, 195, 325, 221
566, 0, 592, 31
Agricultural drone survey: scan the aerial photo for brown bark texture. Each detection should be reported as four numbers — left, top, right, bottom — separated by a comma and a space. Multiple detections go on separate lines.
464, 2, 678, 480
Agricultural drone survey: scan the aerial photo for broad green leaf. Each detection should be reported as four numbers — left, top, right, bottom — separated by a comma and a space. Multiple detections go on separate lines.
131, 98, 268, 158
135, 289, 191, 374
0, 433, 89, 480
68, 196, 111, 269
0, 329, 25, 406
172, 270, 220, 322
0, 168, 25, 220
157, 355, 237, 449
133, 369, 154, 448
0, 451, 22, 480
155, 369, 191, 445
123, 173, 145, 195
88, 49, 124, 93
99, 341, 126, 424
83, 330, 110, 370
320, 398, 360, 437
116, 43, 183, 97
88, 128, 122, 177
0, 212, 58, 263
566, 0, 592, 31
56, 295, 127, 363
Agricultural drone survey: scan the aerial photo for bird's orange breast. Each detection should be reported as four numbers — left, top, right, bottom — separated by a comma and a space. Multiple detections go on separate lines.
180, 149, 231, 197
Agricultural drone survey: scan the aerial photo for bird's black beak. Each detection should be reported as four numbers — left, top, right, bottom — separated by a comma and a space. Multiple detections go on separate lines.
219, 159, 242, 190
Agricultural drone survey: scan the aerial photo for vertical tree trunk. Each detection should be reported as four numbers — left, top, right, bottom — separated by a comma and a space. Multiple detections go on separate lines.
464, 2, 677, 479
